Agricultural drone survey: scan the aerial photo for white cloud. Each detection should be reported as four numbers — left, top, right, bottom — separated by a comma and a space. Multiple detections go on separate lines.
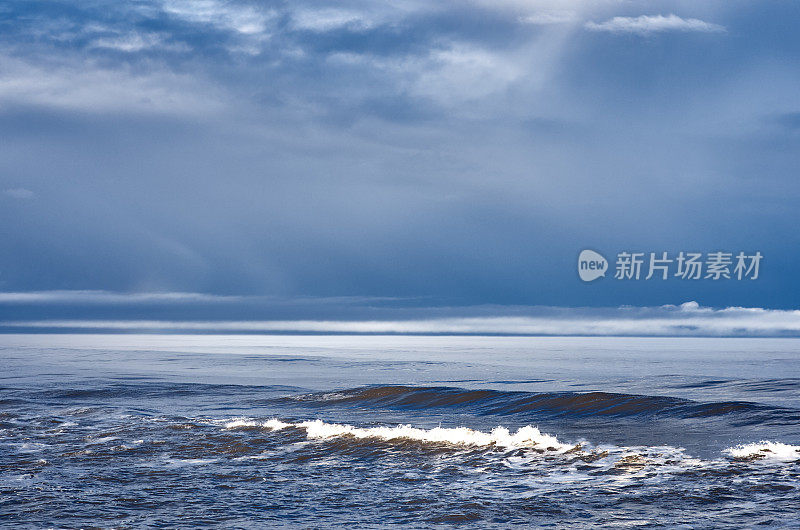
3, 188, 34, 199
413, 45, 523, 102
0, 55, 226, 114
0, 290, 409, 306
0, 290, 245, 304
327, 44, 526, 105
288, 3, 444, 35
5, 302, 800, 337
585, 14, 725, 35
291, 9, 379, 32
519, 12, 576, 25
90, 32, 191, 53
92, 33, 162, 52
161, 0, 275, 35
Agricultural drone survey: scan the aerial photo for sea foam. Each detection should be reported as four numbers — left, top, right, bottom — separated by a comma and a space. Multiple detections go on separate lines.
224, 418, 290, 430
222, 417, 800, 469
723, 441, 800, 462
298, 420, 570, 450
225, 417, 570, 451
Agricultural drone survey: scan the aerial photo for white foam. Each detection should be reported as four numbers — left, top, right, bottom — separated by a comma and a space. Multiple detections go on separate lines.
224, 419, 260, 429
165, 458, 218, 466
221, 416, 569, 450
295, 420, 570, 451
17, 442, 48, 453
223, 418, 290, 430
724, 441, 800, 462
264, 419, 290, 430
86, 435, 118, 445
218, 417, 799, 468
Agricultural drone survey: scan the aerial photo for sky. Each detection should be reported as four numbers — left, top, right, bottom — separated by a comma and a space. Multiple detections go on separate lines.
1, 1, 799, 334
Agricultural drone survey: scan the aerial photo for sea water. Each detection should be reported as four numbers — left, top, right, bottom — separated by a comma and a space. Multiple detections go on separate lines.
1, 334, 798, 527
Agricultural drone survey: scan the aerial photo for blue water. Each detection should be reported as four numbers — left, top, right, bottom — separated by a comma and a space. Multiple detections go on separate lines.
1, 334, 799, 527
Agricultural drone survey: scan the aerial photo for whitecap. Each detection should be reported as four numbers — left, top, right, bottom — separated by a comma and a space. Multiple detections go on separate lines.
723, 441, 800, 462
295, 419, 571, 451
223, 418, 290, 430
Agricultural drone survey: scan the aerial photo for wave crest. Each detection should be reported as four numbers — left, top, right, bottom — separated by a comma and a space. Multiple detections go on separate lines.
222, 416, 799, 469
282, 385, 798, 423
723, 441, 800, 462
297, 420, 571, 451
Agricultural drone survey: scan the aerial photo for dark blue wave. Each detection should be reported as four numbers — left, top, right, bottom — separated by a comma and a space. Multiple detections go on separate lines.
283, 385, 800, 424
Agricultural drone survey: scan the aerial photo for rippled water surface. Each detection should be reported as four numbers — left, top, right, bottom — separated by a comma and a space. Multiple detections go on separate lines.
1, 334, 799, 527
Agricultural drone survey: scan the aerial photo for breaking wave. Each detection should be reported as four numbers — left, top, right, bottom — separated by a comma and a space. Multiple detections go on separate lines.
224, 418, 570, 451
220, 416, 800, 468
724, 441, 800, 462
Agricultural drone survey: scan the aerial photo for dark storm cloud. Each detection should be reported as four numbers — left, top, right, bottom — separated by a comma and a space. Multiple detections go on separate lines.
0, 0, 798, 321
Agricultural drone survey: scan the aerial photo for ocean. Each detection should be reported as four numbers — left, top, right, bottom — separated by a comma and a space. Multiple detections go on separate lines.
1, 334, 798, 527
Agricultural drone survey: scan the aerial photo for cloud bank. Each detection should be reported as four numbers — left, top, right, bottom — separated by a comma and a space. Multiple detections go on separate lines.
0, 290, 244, 304
4, 302, 800, 337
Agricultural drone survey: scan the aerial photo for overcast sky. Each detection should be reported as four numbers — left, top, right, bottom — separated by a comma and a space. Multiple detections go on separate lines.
1, 1, 799, 328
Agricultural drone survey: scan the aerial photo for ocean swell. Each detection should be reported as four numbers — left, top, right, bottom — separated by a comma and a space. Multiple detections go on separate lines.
281, 385, 799, 424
